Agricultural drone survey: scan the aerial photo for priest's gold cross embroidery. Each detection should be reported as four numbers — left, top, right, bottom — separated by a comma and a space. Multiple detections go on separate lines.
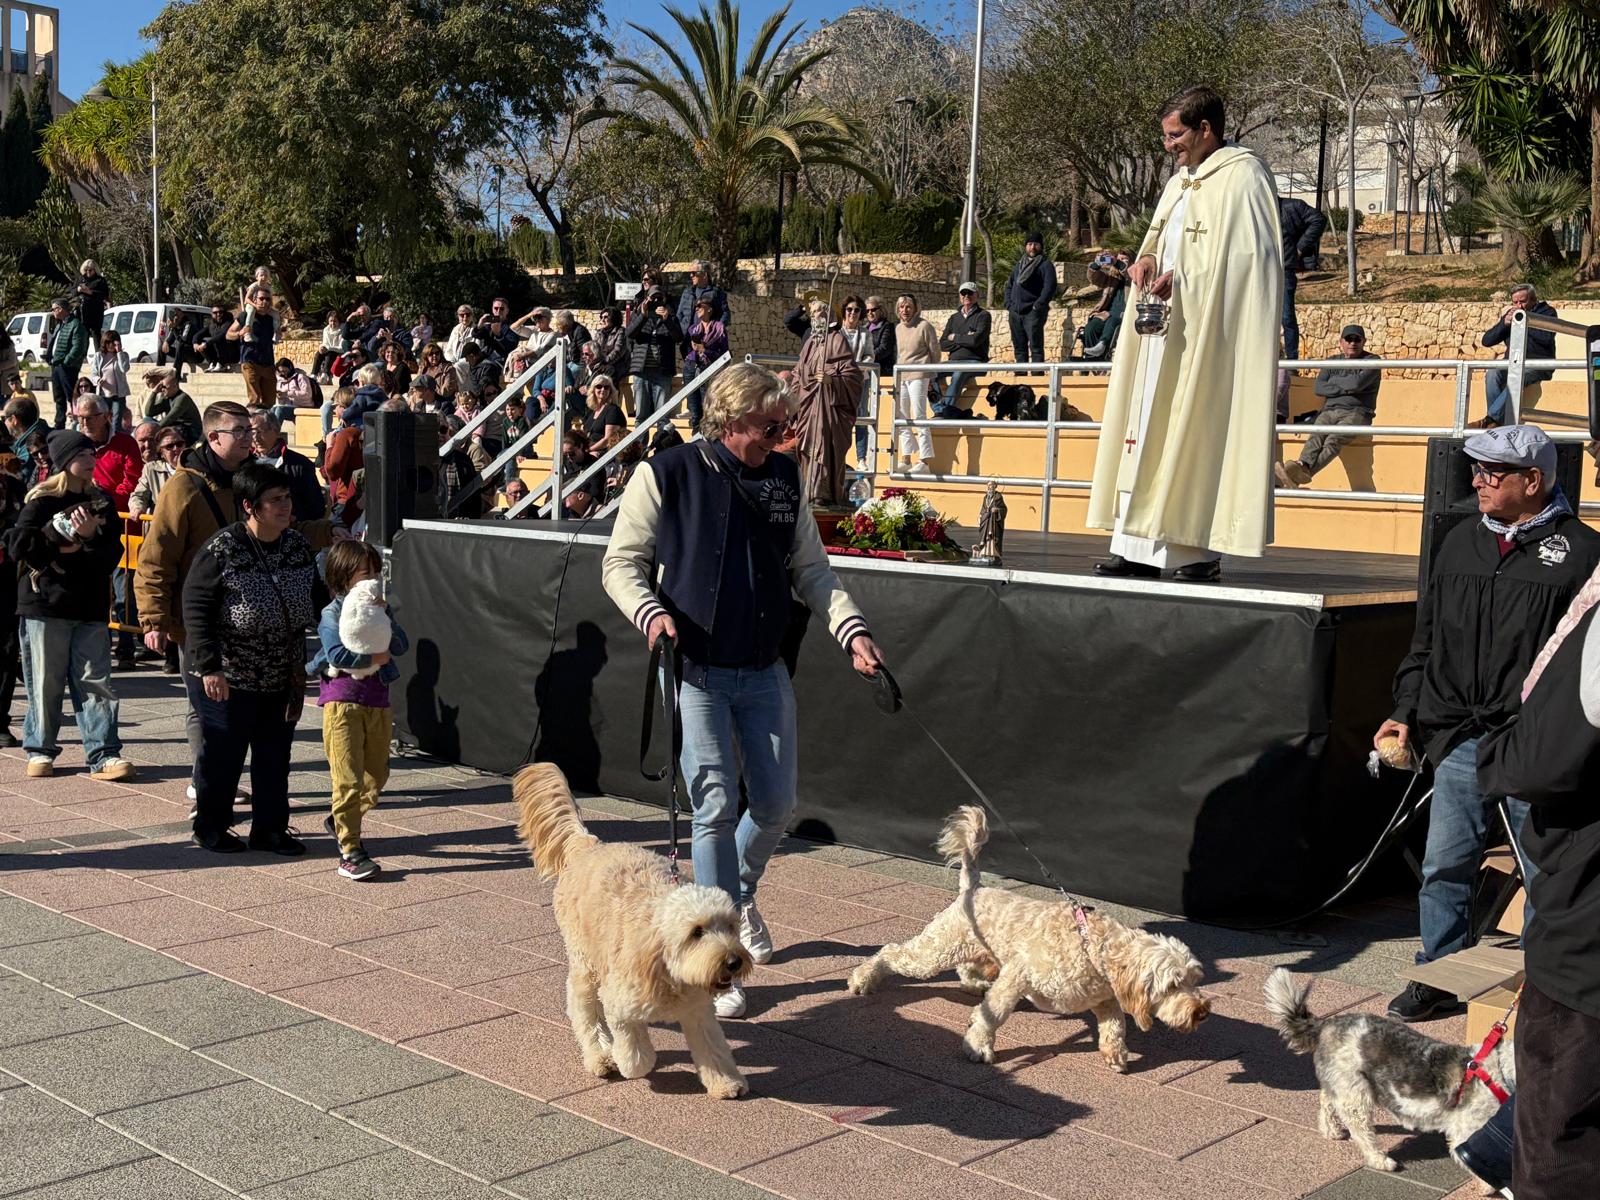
1180, 176, 1202, 191
1185, 220, 1208, 244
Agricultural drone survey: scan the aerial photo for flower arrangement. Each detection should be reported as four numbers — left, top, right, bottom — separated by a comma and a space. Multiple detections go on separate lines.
834, 487, 955, 555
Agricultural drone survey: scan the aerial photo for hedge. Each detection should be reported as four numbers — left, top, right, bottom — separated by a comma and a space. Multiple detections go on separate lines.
844, 191, 960, 254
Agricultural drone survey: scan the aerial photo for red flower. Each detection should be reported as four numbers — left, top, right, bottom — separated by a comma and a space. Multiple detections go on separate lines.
853, 512, 876, 536
920, 518, 943, 543
881, 487, 907, 499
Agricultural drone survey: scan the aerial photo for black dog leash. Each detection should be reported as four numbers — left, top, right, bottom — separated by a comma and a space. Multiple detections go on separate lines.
867, 664, 1093, 936
640, 633, 684, 880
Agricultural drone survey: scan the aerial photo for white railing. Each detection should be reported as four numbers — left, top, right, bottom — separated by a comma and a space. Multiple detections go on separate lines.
888, 335, 1597, 529
532, 352, 733, 520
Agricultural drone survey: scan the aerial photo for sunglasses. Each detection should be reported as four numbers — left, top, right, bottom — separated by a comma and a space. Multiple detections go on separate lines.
844, 305, 861, 312
1470, 462, 1528, 483
865, 306, 881, 313
756, 417, 793, 439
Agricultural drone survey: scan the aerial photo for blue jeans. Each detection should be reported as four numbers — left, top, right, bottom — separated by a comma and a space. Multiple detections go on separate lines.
1485, 369, 1511, 425
682, 358, 706, 431
1281, 269, 1299, 360
20, 617, 123, 768
678, 663, 798, 907
1416, 736, 1532, 963
933, 368, 977, 417
632, 374, 671, 423
320, 398, 336, 437
269, 403, 297, 427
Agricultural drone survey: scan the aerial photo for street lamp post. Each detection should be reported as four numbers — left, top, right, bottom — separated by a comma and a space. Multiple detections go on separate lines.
1384, 120, 1402, 252
959, 0, 985, 287
150, 75, 159, 301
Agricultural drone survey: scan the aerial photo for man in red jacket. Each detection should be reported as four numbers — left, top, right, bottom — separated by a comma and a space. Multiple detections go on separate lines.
75, 396, 143, 667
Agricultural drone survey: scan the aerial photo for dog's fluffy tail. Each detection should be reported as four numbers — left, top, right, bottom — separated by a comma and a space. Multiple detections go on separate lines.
513, 763, 599, 881
935, 806, 989, 896
1263, 967, 1323, 1054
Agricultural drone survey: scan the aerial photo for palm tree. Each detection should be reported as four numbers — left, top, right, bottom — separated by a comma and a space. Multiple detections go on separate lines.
1475, 171, 1588, 271
1387, 0, 1600, 279
608, 0, 883, 281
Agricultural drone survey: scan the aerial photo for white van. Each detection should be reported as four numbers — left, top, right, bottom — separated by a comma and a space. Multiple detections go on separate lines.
103, 303, 214, 363
4, 309, 58, 363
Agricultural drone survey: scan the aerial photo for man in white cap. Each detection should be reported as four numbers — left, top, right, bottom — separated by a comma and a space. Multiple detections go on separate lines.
934, 282, 990, 418
1378, 424, 1600, 1022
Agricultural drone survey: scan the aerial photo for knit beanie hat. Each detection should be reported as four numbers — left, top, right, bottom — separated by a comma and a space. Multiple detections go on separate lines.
1025, 230, 1045, 245
47, 429, 95, 471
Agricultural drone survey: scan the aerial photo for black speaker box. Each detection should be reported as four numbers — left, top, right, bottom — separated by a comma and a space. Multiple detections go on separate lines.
363, 410, 439, 547
1418, 436, 1585, 601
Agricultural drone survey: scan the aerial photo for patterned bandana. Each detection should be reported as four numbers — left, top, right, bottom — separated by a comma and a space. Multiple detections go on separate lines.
1481, 487, 1571, 541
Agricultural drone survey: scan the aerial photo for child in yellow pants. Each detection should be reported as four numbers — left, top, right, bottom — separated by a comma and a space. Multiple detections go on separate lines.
310, 541, 408, 881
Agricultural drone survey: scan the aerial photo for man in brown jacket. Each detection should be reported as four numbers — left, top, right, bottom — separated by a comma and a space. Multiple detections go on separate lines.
136, 401, 339, 799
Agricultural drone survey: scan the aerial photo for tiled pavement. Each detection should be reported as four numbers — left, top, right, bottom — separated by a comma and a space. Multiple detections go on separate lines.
0, 671, 1488, 1199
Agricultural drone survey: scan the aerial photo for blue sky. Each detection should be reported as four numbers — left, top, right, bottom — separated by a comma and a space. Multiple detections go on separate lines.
58, 0, 893, 100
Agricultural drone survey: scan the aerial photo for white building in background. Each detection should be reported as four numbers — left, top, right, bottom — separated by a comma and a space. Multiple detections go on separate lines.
1264, 92, 1460, 217
1, 2, 68, 117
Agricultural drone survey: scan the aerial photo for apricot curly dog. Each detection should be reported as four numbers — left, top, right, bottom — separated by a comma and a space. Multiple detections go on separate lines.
514, 763, 752, 1098
847, 806, 1209, 1070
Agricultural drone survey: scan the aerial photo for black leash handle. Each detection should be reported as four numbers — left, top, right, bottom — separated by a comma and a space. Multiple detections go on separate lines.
641, 633, 684, 878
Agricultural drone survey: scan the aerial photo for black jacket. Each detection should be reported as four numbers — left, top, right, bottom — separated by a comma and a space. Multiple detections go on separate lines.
626, 310, 682, 378
866, 322, 896, 377
182, 523, 325, 692
940, 307, 991, 363
1478, 604, 1600, 1019
1392, 512, 1600, 766
6, 484, 124, 623
1003, 255, 1058, 315
1483, 302, 1559, 384
260, 443, 326, 522
1278, 197, 1327, 270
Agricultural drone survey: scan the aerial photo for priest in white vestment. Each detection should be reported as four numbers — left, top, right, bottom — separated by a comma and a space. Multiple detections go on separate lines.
1088, 86, 1283, 583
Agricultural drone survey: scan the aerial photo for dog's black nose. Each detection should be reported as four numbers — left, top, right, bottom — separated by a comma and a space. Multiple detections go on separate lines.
725, 955, 744, 973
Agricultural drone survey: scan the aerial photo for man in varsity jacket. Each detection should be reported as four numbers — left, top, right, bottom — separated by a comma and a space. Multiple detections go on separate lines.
602, 361, 884, 1020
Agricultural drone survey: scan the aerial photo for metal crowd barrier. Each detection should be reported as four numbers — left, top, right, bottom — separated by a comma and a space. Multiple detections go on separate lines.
888, 330, 1598, 530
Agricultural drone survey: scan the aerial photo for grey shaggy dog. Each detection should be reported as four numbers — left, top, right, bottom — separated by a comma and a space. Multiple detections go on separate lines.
1263, 967, 1514, 1174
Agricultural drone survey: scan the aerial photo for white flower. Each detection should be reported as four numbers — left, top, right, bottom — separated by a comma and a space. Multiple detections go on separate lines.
881, 496, 909, 522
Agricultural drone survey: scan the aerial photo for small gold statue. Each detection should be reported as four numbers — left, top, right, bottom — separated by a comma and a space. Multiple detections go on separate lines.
972, 479, 1006, 566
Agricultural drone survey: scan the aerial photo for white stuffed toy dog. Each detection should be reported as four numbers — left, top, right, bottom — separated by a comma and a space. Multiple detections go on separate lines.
334, 578, 392, 678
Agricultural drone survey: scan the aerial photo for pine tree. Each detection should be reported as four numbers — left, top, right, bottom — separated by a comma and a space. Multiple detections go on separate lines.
19, 72, 53, 211
0, 85, 31, 218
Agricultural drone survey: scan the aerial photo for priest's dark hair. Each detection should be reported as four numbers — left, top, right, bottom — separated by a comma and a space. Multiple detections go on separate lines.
1161, 85, 1225, 139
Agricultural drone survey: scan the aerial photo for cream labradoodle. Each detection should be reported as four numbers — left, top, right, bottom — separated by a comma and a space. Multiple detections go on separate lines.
514, 763, 752, 1098
847, 806, 1210, 1070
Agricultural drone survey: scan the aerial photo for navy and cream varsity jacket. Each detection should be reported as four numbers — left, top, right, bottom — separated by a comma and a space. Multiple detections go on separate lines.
601, 441, 870, 686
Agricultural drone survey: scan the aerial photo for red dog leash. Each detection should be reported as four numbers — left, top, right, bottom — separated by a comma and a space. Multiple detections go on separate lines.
1449, 981, 1523, 1108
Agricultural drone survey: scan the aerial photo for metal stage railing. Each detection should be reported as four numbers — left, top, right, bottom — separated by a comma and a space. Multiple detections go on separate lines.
888, 319, 1600, 530
541, 353, 733, 520
440, 341, 565, 517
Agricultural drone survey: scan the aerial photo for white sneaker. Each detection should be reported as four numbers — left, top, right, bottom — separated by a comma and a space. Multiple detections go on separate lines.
713, 983, 747, 1019
188, 783, 250, 801
908, 460, 932, 475
739, 902, 773, 965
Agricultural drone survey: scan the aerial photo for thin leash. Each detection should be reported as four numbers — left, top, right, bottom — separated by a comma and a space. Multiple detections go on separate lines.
640, 633, 684, 881
866, 665, 1093, 940
1449, 979, 1522, 1109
